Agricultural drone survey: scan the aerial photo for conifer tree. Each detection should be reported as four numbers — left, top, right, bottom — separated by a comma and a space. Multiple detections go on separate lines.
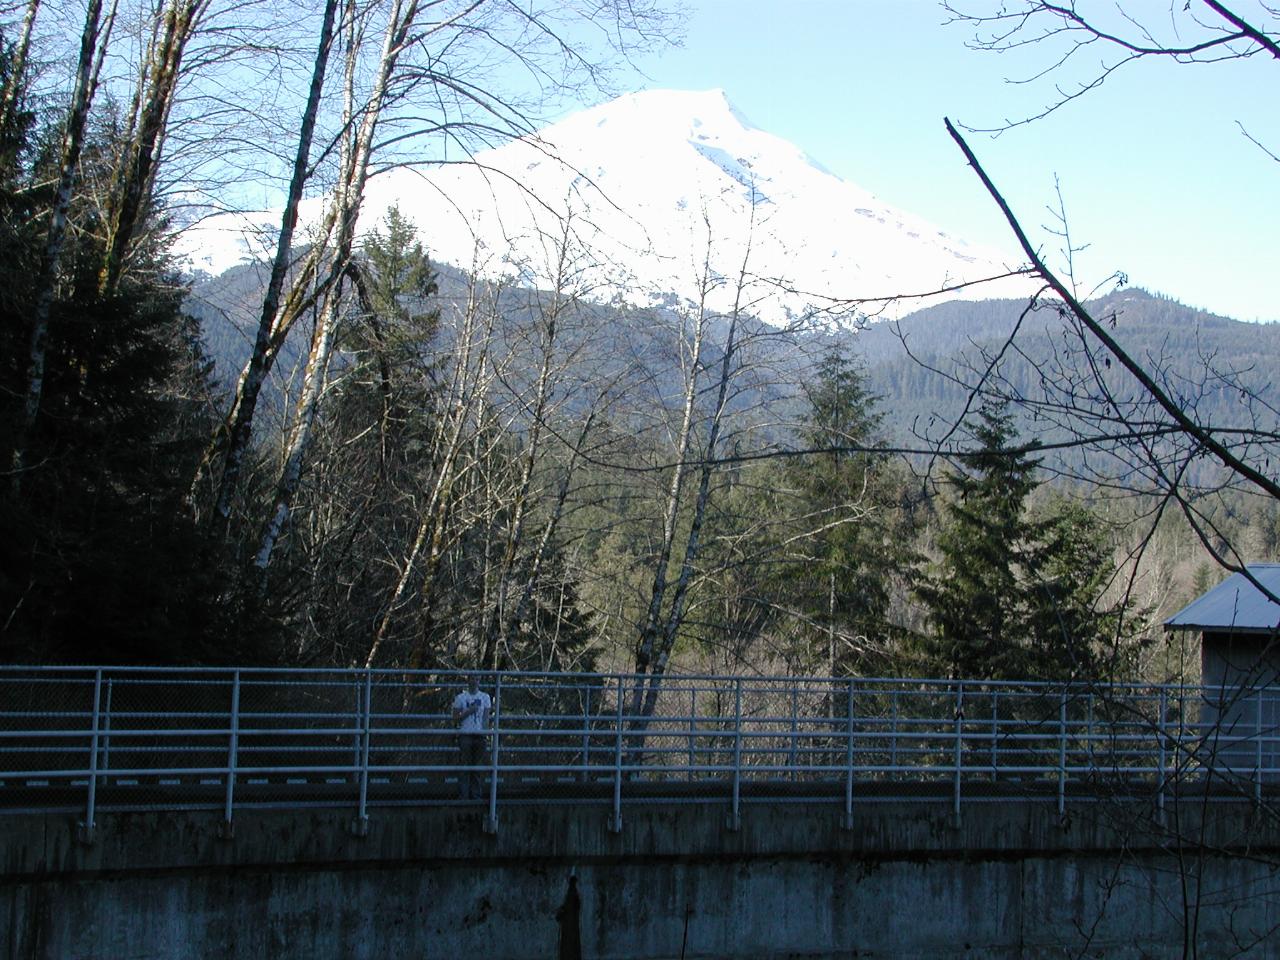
0, 81, 220, 663
264, 207, 443, 663
1024, 499, 1140, 680
915, 401, 1138, 680
773, 345, 917, 675
345, 204, 441, 464
915, 401, 1042, 679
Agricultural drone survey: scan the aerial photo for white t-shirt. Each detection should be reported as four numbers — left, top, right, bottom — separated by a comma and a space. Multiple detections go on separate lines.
452, 689, 492, 734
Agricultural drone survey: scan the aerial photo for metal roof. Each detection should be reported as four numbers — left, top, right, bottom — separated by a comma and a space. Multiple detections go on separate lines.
1164, 564, 1280, 633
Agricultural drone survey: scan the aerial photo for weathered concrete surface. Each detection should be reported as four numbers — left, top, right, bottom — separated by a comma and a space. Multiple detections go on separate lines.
4, 799, 1280, 958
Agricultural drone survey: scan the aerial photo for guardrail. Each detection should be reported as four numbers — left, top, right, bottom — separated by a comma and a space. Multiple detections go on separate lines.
2, 667, 1277, 837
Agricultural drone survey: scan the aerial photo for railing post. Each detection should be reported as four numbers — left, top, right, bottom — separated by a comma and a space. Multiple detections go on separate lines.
79, 669, 103, 845
843, 678, 855, 831
610, 674, 624, 833
687, 686, 697, 783
890, 690, 898, 769
100, 677, 113, 783
952, 682, 964, 824
484, 672, 502, 834
581, 686, 592, 784
730, 677, 742, 831
1057, 691, 1068, 816
990, 691, 999, 781
221, 670, 241, 840
1085, 693, 1095, 769
583, 686, 591, 783
353, 669, 372, 836
351, 674, 362, 783
789, 685, 799, 781
1256, 687, 1265, 805
1156, 687, 1167, 823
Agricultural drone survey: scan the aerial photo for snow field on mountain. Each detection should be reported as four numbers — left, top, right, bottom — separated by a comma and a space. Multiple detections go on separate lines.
177, 88, 1035, 324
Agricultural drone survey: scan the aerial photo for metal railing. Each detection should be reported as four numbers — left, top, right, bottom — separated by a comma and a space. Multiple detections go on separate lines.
2, 666, 1277, 835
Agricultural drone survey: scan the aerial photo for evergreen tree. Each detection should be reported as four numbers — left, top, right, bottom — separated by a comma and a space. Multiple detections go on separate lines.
346, 205, 441, 418
777, 344, 916, 675
266, 206, 444, 664
915, 401, 1139, 681
341, 204, 443, 479
1024, 498, 1143, 680
0, 91, 222, 663
914, 401, 1042, 679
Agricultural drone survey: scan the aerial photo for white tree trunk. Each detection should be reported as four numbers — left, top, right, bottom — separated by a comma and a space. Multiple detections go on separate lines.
11, 0, 113, 487
206, 0, 341, 523
631, 223, 716, 712
0, 0, 41, 134
251, 0, 420, 576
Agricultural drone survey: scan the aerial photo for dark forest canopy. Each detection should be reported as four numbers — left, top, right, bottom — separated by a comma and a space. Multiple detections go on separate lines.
11, 190, 1274, 676
3, 2, 1278, 685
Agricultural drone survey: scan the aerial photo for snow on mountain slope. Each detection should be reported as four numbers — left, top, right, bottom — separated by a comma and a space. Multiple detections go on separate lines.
179, 88, 1033, 323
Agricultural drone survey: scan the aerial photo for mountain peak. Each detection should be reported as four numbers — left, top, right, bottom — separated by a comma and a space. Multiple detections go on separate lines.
573, 87, 745, 123
546, 88, 758, 152
548, 87, 830, 185
180, 88, 1035, 323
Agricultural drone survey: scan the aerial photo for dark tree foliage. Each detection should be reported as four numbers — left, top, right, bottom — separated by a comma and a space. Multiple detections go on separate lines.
504, 554, 599, 675
796, 348, 910, 671
915, 401, 1042, 678
1025, 498, 1148, 680
742, 345, 922, 676
344, 205, 442, 427
0, 63, 223, 664
915, 401, 1140, 680
254, 207, 446, 664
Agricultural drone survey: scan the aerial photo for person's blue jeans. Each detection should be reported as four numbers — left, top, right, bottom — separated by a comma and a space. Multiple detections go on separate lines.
458, 733, 488, 800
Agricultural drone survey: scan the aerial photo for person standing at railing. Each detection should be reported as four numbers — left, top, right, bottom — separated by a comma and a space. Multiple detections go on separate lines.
451, 675, 493, 800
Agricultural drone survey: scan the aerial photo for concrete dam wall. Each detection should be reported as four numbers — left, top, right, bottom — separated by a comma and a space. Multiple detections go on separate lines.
5, 798, 1280, 959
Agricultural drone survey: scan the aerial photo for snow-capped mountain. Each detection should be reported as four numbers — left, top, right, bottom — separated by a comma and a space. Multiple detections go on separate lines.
180, 88, 1032, 324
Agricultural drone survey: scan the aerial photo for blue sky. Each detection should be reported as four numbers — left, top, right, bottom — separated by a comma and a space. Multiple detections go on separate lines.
621, 0, 1279, 322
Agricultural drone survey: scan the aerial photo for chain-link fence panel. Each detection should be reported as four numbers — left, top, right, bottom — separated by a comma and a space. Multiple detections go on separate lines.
0, 668, 100, 813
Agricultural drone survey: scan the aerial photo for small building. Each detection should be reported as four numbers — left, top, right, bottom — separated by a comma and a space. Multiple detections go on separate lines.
1164, 563, 1280, 775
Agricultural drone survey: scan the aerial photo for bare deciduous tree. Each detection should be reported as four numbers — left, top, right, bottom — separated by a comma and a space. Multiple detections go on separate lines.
195, 0, 676, 549
11, 0, 116, 488
907, 8, 1280, 950
936, 1, 1280, 599
0, 0, 41, 135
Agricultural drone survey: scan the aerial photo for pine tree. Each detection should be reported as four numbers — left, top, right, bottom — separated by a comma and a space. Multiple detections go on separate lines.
1024, 498, 1143, 680
779, 344, 916, 675
0, 91, 221, 663
343, 204, 442, 471
262, 206, 444, 664
915, 401, 1042, 679
915, 401, 1141, 681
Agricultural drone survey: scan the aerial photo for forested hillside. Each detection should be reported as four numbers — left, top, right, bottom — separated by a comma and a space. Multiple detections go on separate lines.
3, 0, 1278, 692
855, 289, 1280, 459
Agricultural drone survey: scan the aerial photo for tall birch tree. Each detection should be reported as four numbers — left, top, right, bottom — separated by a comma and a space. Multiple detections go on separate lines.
11, 0, 115, 487
252, 0, 424, 578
